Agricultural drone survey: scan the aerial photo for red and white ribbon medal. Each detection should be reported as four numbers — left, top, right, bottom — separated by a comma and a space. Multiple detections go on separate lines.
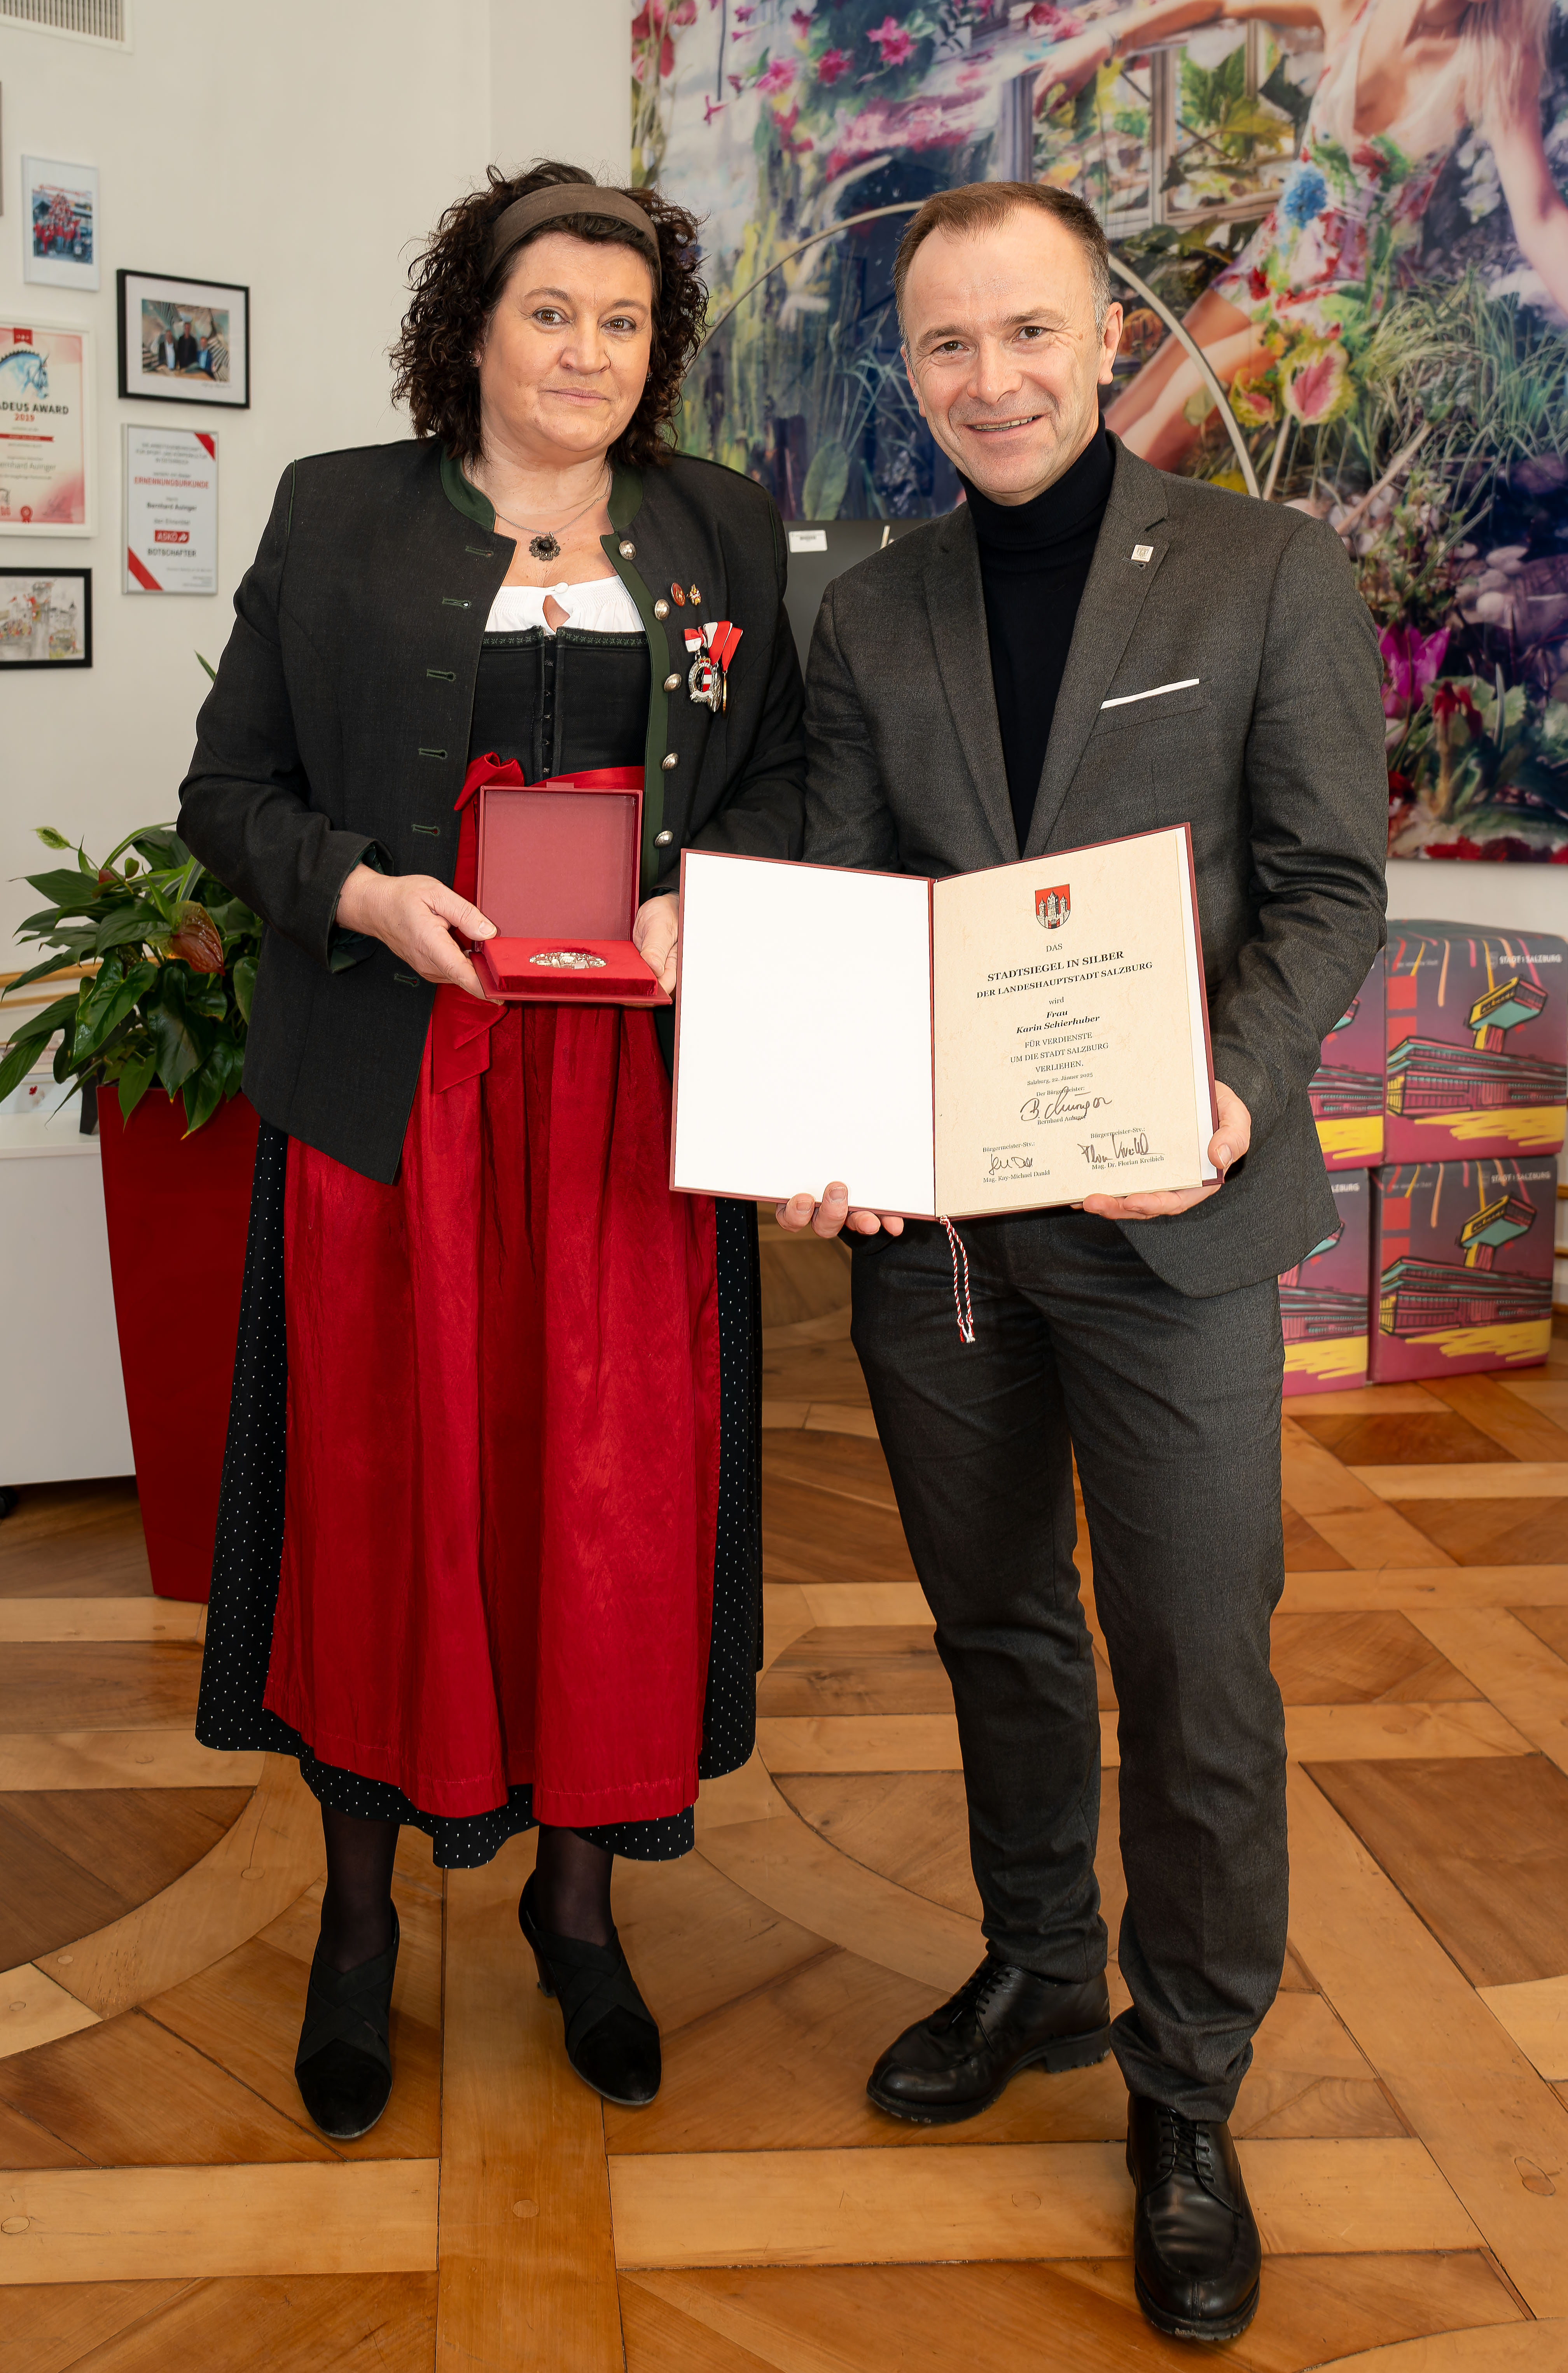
684, 619, 743, 713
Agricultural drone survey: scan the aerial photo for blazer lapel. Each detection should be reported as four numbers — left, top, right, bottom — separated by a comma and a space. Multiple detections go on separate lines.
1024, 439, 1172, 859
925, 507, 1017, 863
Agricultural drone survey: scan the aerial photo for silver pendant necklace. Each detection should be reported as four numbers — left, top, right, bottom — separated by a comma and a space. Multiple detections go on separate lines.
479, 467, 612, 567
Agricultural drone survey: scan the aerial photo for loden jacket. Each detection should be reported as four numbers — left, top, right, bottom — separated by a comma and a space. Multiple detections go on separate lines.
180, 438, 805, 1181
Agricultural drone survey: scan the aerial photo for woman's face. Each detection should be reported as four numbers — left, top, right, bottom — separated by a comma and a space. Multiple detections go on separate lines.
476, 231, 655, 466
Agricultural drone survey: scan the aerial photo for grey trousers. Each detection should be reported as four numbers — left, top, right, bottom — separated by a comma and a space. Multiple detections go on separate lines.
850, 1208, 1287, 2121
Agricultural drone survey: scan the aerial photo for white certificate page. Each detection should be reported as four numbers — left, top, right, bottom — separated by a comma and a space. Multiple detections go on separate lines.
672, 853, 937, 1214
931, 827, 1216, 1217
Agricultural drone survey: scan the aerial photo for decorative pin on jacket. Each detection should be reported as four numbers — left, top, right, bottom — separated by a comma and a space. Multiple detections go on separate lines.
684, 619, 743, 713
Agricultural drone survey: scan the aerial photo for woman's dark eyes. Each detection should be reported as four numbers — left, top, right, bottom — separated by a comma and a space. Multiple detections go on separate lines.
532, 310, 640, 332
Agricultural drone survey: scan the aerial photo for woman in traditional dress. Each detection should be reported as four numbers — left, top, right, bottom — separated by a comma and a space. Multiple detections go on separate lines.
181, 161, 804, 2138
1037, 0, 1568, 469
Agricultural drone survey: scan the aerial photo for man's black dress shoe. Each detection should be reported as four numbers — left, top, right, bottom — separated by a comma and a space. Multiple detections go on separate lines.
866, 1957, 1110, 2125
519, 1875, 661, 2108
295, 1907, 400, 2141
1126, 2093, 1262, 2342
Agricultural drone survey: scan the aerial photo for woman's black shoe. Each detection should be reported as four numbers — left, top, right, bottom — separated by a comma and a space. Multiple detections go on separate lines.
519, 1874, 661, 2108
295, 1906, 399, 2141
1126, 2094, 1262, 2342
867, 1958, 1111, 2125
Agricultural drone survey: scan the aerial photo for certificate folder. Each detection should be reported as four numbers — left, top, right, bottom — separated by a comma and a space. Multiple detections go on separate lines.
471, 772, 668, 1005
671, 827, 1217, 1218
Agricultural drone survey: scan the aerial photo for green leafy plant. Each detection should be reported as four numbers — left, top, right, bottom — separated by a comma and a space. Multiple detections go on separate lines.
0, 824, 260, 1133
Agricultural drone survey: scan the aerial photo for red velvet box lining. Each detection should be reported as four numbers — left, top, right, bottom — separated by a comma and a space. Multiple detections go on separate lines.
473, 778, 666, 1006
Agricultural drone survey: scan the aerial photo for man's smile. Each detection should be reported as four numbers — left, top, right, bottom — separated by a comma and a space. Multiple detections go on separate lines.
958, 412, 1048, 434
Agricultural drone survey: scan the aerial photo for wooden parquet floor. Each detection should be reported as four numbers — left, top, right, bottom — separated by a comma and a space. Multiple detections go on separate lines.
2, 1224, 1568, 2368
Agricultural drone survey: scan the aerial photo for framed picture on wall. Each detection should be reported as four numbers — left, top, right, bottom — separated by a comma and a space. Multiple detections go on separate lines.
122, 423, 217, 594
0, 567, 91, 666
21, 157, 98, 291
0, 322, 94, 535
117, 270, 249, 408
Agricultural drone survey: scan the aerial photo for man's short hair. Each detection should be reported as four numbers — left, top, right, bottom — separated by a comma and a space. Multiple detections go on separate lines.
894, 182, 1113, 339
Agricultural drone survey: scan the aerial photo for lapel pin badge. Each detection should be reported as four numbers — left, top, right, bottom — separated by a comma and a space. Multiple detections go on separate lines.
1131, 543, 1154, 565
669, 581, 687, 607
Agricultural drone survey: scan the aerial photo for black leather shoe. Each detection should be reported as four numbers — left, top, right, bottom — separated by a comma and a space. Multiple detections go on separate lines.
295, 1907, 399, 2141
519, 1875, 661, 2108
1127, 2093, 1262, 2342
866, 1958, 1110, 2125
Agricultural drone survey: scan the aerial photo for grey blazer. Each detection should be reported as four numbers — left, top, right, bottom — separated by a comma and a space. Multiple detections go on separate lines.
803, 435, 1388, 1298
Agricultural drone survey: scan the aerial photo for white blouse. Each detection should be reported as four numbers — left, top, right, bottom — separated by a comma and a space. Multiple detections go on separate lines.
484, 577, 644, 636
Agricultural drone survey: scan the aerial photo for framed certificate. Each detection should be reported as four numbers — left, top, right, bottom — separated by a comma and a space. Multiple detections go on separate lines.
117, 269, 250, 409
122, 423, 217, 593
0, 322, 93, 535
671, 827, 1217, 1218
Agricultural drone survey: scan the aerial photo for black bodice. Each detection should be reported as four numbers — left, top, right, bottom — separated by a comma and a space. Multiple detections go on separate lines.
470, 628, 650, 780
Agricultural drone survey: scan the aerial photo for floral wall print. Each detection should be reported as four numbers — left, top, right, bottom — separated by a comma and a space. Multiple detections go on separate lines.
636, 0, 1568, 860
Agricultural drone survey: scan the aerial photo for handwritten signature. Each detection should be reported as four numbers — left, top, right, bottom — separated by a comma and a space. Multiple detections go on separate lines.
1020, 1089, 1111, 1127
988, 1152, 1034, 1175
1078, 1128, 1151, 1168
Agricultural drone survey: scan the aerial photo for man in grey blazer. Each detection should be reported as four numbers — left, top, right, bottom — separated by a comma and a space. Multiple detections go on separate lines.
780, 181, 1386, 2343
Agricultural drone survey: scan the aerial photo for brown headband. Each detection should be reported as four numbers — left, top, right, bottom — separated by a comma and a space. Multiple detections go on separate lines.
487, 185, 662, 290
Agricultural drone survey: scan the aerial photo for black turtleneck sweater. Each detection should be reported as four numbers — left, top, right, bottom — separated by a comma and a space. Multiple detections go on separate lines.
964, 427, 1114, 849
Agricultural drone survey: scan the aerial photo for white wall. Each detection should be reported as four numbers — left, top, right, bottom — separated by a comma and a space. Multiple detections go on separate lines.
1386, 855, 1568, 939
491, 0, 629, 181
0, 0, 629, 951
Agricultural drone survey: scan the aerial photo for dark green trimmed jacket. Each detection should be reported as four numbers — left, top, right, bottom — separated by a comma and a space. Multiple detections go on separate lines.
178, 440, 805, 1182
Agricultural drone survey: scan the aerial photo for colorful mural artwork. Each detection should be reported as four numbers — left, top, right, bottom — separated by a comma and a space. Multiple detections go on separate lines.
634, 0, 1568, 859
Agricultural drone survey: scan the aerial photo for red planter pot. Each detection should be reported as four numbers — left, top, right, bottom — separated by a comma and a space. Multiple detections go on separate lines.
97, 1086, 259, 1602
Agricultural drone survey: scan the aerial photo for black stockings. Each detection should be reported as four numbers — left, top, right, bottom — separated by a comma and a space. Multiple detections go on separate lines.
316, 1810, 615, 1969
532, 1824, 615, 1946
318, 1807, 398, 1974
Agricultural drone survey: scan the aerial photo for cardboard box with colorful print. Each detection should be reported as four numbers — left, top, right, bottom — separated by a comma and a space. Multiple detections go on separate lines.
1369, 1156, 1556, 1383
1308, 962, 1384, 1171
1383, 925, 1566, 1164
1281, 1170, 1370, 1397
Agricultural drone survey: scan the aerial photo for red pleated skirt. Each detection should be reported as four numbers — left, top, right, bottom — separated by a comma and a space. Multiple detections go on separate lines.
261, 779, 720, 1824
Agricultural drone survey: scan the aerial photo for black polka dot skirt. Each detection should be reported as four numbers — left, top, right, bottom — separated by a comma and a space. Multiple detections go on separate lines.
195, 1123, 762, 1867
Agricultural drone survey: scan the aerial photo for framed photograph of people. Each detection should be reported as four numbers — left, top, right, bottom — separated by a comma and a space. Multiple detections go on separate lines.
21, 157, 98, 292
0, 567, 91, 667
0, 322, 94, 535
117, 270, 249, 408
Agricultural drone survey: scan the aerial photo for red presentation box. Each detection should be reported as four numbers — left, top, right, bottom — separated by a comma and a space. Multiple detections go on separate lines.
1369, 1155, 1556, 1383
470, 772, 668, 1006
1384, 923, 1566, 1163
1281, 1170, 1370, 1396
1308, 962, 1384, 1171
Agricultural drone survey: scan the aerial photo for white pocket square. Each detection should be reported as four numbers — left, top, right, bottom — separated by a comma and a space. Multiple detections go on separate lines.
1100, 677, 1201, 711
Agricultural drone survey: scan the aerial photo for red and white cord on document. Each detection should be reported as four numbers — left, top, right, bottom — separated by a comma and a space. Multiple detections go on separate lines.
941, 1219, 975, 1345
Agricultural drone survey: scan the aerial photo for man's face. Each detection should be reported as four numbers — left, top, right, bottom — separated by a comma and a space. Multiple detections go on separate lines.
902, 210, 1122, 506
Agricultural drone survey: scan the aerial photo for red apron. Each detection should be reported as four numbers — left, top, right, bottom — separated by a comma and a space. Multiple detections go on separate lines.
261, 760, 720, 1824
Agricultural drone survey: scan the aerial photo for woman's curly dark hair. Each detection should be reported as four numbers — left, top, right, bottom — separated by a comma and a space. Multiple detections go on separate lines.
390, 161, 705, 470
